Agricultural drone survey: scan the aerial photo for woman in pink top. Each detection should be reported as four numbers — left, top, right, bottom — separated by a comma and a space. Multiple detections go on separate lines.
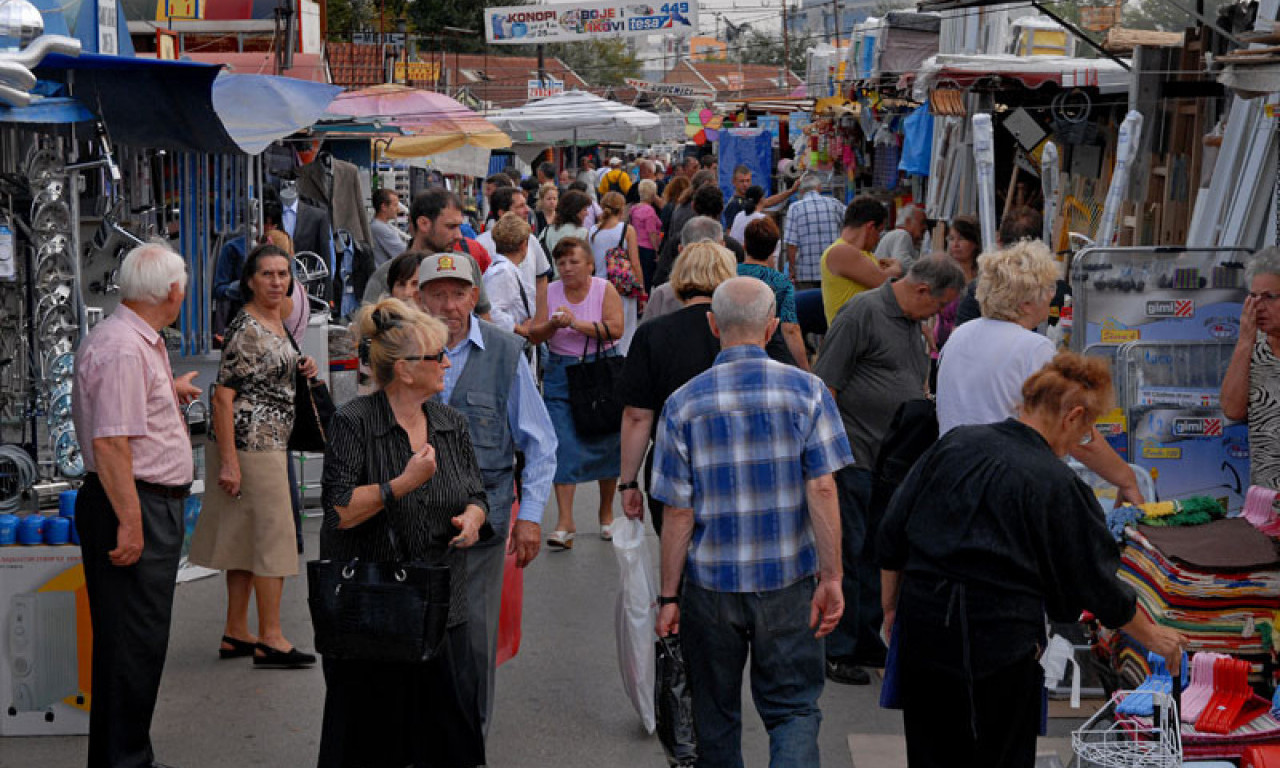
527, 237, 625, 549
630, 179, 663, 294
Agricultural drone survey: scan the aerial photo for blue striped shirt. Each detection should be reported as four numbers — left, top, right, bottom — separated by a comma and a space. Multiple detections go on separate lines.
651, 345, 854, 592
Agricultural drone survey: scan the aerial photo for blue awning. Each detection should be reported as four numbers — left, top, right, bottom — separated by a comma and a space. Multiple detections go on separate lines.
29, 53, 340, 155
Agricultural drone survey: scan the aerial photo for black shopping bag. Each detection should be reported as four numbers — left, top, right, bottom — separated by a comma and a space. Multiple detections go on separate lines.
655, 635, 697, 767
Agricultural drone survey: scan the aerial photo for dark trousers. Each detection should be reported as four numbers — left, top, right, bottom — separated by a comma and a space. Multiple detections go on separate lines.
681, 579, 825, 768
639, 247, 658, 294
287, 452, 303, 553
467, 476, 516, 738
76, 474, 185, 768
901, 653, 1042, 768
826, 465, 885, 664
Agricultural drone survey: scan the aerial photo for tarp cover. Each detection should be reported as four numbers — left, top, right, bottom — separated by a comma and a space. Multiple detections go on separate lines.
488, 90, 660, 144
34, 53, 340, 154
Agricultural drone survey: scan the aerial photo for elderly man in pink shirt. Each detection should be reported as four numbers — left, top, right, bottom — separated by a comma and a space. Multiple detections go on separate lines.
72, 242, 201, 768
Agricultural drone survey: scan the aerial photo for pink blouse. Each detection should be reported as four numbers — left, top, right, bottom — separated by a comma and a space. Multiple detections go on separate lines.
630, 203, 662, 252
546, 277, 618, 357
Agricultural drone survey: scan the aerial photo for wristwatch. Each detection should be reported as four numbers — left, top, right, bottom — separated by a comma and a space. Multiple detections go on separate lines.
657, 595, 679, 606
618, 480, 640, 491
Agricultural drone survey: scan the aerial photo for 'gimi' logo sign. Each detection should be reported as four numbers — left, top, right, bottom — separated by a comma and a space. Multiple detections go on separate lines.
1146, 300, 1194, 318
1173, 417, 1222, 437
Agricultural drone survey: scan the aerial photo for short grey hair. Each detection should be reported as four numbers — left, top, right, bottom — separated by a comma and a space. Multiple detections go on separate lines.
905, 255, 967, 298
1247, 246, 1280, 284
118, 240, 187, 304
682, 216, 723, 246
797, 173, 822, 193
896, 204, 924, 227
711, 277, 775, 338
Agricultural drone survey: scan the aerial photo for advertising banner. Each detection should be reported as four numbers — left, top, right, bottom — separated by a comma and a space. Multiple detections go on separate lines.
624, 78, 711, 98
528, 78, 566, 99
486, 0, 698, 44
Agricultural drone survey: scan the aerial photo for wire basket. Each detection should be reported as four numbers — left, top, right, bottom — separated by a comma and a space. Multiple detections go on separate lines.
1071, 691, 1182, 768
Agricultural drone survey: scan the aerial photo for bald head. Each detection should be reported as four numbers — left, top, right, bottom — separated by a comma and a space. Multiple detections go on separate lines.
710, 277, 776, 345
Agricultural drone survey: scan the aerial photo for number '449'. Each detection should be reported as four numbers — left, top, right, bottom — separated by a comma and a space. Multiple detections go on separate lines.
661, 2, 690, 13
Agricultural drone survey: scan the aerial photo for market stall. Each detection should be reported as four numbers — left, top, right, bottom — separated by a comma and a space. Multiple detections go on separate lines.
0, 24, 339, 737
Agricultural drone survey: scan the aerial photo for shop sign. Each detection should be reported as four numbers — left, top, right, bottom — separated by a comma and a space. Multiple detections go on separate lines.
1172, 417, 1222, 438
354, 31, 406, 46
486, 0, 698, 44
624, 78, 710, 98
162, 0, 200, 19
393, 61, 440, 83
726, 72, 742, 90
1079, 4, 1120, 33
528, 78, 565, 99
98, 0, 119, 55
1142, 444, 1182, 460
1145, 299, 1194, 318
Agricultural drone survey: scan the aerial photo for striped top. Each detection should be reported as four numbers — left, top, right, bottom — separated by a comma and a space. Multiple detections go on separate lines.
320, 392, 489, 626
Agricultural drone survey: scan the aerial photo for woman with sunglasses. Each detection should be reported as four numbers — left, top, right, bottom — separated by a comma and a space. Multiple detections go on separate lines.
318, 298, 490, 768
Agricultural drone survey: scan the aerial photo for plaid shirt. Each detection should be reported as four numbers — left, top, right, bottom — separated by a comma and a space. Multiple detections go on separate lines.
783, 191, 846, 282
651, 345, 854, 593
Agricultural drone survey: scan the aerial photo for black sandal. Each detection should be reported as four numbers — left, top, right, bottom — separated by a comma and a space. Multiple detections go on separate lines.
253, 643, 316, 669
218, 635, 256, 659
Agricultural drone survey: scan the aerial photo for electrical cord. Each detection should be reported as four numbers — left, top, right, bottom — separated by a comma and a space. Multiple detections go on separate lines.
0, 443, 38, 514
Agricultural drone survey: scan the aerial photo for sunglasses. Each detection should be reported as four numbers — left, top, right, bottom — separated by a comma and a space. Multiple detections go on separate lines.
403, 350, 447, 364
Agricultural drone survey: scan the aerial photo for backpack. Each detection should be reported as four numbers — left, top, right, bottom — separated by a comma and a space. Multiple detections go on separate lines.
604, 170, 627, 196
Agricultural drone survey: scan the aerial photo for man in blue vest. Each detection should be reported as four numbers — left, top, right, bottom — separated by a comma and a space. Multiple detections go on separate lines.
415, 253, 558, 737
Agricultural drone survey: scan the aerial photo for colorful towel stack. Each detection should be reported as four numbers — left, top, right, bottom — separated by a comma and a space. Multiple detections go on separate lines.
1117, 520, 1280, 670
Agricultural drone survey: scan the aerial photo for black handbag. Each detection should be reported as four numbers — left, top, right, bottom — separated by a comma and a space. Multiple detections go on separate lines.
565, 321, 624, 437
283, 325, 336, 452
307, 522, 452, 664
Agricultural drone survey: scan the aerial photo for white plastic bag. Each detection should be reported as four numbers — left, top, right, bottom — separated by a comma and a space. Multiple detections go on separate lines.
612, 517, 657, 733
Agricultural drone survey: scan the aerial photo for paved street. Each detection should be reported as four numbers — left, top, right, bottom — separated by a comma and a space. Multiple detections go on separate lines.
2, 485, 1083, 767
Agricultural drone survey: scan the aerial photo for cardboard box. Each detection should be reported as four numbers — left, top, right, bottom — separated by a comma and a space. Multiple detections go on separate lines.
0, 544, 90, 736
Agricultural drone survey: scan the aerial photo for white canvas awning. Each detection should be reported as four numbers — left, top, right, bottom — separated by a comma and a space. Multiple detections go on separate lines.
487, 90, 661, 144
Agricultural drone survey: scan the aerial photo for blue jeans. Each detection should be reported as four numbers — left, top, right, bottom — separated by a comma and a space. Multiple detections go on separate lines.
681, 579, 825, 768
825, 465, 883, 663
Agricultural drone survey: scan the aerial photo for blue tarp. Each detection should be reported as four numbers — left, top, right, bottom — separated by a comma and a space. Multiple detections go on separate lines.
898, 101, 933, 177
25, 53, 339, 154
718, 129, 773, 205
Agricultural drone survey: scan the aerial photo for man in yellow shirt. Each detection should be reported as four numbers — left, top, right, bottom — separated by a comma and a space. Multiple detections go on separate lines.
821, 197, 900, 325
597, 157, 633, 197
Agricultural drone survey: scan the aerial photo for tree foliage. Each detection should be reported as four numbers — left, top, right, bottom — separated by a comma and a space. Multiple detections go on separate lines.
731, 28, 806, 76
542, 39, 641, 86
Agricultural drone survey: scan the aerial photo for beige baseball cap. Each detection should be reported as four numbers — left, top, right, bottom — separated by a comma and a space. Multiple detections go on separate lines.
418, 252, 474, 286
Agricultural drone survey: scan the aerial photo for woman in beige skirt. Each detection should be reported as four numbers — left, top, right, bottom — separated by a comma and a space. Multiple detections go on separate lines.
190, 243, 319, 668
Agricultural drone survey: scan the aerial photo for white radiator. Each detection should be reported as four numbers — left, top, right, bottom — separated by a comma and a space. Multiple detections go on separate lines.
8, 591, 78, 713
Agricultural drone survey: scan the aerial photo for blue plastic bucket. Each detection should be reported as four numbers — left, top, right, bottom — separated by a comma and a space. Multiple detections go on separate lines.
16, 514, 44, 545
0, 514, 17, 545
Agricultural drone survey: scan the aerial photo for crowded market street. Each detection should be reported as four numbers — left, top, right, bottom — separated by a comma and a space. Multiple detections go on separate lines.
3, 487, 1092, 768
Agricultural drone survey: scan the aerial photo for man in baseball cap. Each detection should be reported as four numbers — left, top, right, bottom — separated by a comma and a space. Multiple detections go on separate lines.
415, 252, 557, 741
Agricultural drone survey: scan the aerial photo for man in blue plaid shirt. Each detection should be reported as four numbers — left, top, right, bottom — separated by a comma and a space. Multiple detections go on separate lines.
652, 276, 852, 767
782, 174, 846, 290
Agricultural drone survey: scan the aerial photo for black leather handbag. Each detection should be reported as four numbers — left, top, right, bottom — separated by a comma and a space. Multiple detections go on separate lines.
307, 524, 452, 664
565, 321, 624, 437
283, 327, 335, 452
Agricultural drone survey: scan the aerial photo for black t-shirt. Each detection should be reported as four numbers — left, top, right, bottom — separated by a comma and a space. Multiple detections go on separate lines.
619, 303, 795, 439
